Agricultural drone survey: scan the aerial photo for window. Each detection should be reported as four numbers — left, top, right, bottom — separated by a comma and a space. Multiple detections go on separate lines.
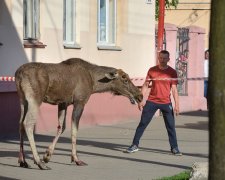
23, 0, 46, 48
97, 0, 116, 46
23, 0, 40, 40
146, 0, 152, 4
63, 0, 80, 48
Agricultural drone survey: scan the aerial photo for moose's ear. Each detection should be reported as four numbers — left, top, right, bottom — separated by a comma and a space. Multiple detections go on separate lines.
105, 72, 119, 80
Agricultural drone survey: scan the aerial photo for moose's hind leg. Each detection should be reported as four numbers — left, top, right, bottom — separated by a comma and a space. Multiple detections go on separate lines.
24, 99, 51, 170
18, 102, 31, 168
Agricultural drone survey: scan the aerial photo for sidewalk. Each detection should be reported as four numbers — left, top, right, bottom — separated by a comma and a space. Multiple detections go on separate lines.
0, 111, 208, 180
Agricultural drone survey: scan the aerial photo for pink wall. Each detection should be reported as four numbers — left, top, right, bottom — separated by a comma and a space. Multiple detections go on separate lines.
186, 26, 207, 111
36, 93, 142, 133
0, 80, 145, 135
164, 23, 177, 68
0, 92, 20, 137
36, 79, 147, 133
164, 24, 207, 112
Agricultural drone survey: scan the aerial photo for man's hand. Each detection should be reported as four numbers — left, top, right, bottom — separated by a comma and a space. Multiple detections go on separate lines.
138, 101, 145, 111
171, 84, 179, 116
137, 81, 149, 111
174, 105, 179, 116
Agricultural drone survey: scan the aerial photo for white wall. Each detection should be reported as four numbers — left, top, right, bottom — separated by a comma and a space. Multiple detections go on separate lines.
0, 0, 155, 78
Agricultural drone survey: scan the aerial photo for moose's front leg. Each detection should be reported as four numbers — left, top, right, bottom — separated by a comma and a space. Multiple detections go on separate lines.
71, 102, 87, 166
43, 103, 67, 163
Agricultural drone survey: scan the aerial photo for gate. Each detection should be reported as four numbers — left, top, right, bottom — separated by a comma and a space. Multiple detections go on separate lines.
176, 28, 189, 95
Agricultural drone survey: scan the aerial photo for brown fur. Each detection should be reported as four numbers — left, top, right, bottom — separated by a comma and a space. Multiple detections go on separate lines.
15, 58, 143, 169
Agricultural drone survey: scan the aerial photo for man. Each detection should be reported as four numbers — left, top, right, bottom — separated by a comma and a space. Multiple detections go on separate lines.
126, 50, 182, 155
204, 50, 209, 108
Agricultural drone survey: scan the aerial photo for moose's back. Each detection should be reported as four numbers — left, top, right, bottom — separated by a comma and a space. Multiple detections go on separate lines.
15, 58, 94, 105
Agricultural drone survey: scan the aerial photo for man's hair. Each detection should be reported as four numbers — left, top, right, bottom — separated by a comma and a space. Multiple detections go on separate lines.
159, 50, 170, 57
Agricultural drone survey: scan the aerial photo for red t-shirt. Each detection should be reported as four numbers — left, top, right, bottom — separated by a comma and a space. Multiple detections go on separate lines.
146, 65, 178, 104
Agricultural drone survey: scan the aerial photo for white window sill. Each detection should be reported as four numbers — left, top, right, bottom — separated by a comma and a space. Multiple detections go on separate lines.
64, 44, 82, 49
97, 45, 122, 51
23, 39, 47, 48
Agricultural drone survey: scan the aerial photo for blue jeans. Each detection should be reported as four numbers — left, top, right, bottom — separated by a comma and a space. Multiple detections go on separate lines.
132, 101, 179, 150
204, 80, 208, 99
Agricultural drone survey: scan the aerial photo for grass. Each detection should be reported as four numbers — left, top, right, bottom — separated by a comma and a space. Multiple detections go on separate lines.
155, 170, 191, 180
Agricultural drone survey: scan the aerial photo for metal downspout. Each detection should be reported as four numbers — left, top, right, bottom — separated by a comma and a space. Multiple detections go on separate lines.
157, 0, 165, 53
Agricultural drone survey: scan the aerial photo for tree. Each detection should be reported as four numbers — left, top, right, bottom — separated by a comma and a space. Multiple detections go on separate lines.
209, 0, 225, 179
155, 0, 179, 20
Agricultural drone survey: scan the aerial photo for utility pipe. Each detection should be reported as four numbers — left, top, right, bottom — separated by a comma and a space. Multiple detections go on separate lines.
157, 0, 165, 53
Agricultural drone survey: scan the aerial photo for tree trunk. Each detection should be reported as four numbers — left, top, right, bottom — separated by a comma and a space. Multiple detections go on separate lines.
209, 0, 225, 179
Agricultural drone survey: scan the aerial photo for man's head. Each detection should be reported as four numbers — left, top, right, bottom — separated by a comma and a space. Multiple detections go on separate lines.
158, 50, 170, 68
205, 50, 209, 60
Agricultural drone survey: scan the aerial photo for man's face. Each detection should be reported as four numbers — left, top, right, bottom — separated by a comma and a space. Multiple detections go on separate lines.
205, 51, 209, 59
158, 53, 170, 66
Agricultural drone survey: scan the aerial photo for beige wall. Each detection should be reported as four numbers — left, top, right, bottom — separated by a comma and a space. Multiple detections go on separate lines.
0, 0, 155, 78
0, 0, 28, 76
165, 0, 210, 49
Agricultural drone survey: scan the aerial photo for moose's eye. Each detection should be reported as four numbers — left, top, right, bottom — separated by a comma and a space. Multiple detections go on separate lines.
124, 79, 128, 83
121, 74, 129, 83
122, 75, 126, 79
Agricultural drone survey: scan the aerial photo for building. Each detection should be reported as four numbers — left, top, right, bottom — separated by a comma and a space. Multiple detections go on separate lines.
0, 0, 155, 134
165, 0, 210, 49
163, 0, 210, 112
0, 0, 207, 135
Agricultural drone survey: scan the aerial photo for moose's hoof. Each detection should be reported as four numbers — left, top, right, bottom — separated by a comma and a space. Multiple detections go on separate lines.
74, 160, 88, 166
36, 161, 51, 170
71, 155, 88, 166
19, 161, 31, 168
43, 150, 51, 163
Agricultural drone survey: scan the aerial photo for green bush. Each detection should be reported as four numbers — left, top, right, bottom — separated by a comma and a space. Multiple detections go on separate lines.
155, 170, 191, 180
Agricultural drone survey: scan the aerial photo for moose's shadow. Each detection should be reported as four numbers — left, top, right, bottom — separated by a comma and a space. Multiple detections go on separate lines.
0, 132, 207, 170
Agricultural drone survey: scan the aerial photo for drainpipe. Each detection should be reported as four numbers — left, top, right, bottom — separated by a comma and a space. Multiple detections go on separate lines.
157, 0, 165, 53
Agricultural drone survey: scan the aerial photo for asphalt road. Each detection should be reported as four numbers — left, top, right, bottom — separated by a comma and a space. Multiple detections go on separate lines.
0, 110, 208, 180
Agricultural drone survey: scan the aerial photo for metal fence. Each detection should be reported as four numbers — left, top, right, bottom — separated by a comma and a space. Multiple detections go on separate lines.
175, 28, 189, 95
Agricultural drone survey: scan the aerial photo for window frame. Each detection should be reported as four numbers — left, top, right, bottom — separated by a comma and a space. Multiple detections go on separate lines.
23, 0, 40, 40
97, 0, 117, 46
23, 0, 46, 48
63, 0, 81, 49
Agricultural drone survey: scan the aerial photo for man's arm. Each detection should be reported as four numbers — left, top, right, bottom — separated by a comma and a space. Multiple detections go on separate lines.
171, 84, 179, 116
138, 81, 150, 111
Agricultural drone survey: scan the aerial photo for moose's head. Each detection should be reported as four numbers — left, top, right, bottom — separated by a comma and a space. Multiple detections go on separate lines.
104, 69, 143, 104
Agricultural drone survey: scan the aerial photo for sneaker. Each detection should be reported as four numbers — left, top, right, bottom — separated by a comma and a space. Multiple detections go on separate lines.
125, 144, 139, 153
171, 148, 182, 156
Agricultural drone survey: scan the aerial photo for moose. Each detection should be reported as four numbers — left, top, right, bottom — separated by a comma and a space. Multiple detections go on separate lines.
15, 58, 143, 170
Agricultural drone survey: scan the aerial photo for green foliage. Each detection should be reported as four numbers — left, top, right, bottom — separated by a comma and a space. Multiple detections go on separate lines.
155, 170, 190, 180
155, 0, 179, 20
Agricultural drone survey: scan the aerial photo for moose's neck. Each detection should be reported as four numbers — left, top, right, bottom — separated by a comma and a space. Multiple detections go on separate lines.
89, 66, 116, 93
